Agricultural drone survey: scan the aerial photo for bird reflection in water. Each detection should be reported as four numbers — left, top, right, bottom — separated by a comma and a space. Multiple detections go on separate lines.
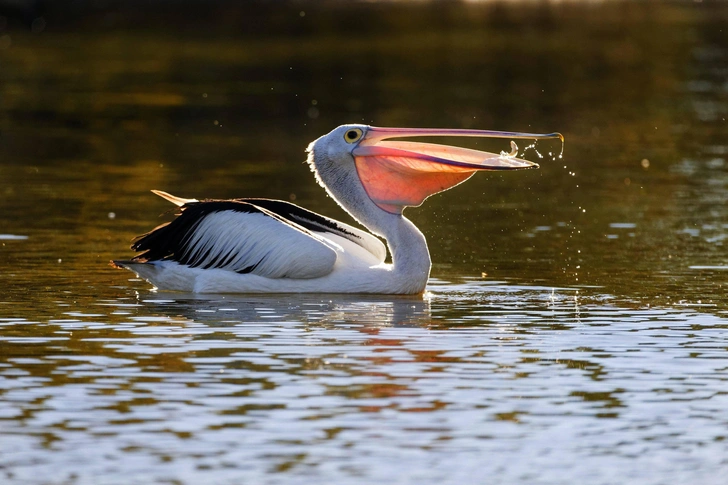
142, 292, 433, 328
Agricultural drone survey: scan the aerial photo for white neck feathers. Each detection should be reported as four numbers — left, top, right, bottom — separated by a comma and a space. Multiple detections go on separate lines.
308, 143, 432, 293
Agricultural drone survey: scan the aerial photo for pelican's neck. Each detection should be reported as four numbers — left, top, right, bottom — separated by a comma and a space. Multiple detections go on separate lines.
308, 143, 432, 293
348, 202, 432, 293
380, 212, 432, 285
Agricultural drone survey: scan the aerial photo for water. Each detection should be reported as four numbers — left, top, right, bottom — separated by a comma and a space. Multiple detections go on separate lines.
1, 1, 727, 483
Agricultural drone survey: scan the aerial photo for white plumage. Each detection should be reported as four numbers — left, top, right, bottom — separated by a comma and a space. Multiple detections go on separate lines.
114, 124, 560, 294
174, 211, 337, 278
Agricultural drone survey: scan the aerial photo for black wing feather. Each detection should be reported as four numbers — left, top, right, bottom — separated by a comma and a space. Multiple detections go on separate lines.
131, 200, 261, 266
238, 199, 358, 238
128, 199, 338, 279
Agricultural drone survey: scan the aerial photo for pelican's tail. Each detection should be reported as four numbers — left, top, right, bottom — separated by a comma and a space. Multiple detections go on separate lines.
110, 260, 161, 284
111, 260, 196, 291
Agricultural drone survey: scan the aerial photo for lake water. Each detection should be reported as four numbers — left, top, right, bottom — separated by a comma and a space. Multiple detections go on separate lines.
1, 1, 727, 483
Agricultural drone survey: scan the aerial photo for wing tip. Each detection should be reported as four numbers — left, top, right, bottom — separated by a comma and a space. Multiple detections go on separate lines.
151, 190, 198, 207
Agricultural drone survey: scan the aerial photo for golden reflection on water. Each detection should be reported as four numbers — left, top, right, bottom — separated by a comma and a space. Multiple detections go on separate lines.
1, 1, 728, 483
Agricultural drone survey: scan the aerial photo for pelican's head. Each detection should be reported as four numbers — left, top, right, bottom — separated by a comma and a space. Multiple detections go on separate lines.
307, 124, 562, 215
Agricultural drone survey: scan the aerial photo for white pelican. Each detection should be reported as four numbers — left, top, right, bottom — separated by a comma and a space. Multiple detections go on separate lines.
113, 124, 562, 294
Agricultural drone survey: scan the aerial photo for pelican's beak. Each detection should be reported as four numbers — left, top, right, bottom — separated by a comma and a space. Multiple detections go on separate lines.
352, 126, 563, 214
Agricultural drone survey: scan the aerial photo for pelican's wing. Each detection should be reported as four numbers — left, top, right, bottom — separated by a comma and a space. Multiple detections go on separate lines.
127, 200, 338, 279
240, 198, 387, 263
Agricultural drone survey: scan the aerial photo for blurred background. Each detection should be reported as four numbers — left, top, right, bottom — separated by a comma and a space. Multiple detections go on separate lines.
0, 0, 726, 300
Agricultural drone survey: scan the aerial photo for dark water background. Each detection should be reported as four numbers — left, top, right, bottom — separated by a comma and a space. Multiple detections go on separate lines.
1, 1, 727, 484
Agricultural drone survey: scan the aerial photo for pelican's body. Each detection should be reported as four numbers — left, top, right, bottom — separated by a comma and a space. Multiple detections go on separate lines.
113, 124, 561, 294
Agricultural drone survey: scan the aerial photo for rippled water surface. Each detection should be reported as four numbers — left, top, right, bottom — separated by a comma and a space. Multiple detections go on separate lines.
1, 1, 727, 484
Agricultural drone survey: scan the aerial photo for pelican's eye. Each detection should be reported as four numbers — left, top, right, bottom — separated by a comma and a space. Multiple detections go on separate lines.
344, 128, 363, 144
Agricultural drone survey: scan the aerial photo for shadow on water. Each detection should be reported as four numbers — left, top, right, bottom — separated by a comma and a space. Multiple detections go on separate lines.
145, 292, 434, 328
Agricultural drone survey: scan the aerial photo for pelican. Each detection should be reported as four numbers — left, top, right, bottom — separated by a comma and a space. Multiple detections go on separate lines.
113, 125, 562, 294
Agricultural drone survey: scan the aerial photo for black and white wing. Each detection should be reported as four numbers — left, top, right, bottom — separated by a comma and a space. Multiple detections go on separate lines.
149, 191, 387, 264
238, 198, 387, 263
123, 200, 338, 279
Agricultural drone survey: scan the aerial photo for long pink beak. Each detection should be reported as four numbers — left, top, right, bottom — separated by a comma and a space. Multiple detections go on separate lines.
352, 126, 563, 214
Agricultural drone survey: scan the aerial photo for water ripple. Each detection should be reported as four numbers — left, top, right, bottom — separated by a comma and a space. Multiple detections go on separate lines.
1, 282, 727, 484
